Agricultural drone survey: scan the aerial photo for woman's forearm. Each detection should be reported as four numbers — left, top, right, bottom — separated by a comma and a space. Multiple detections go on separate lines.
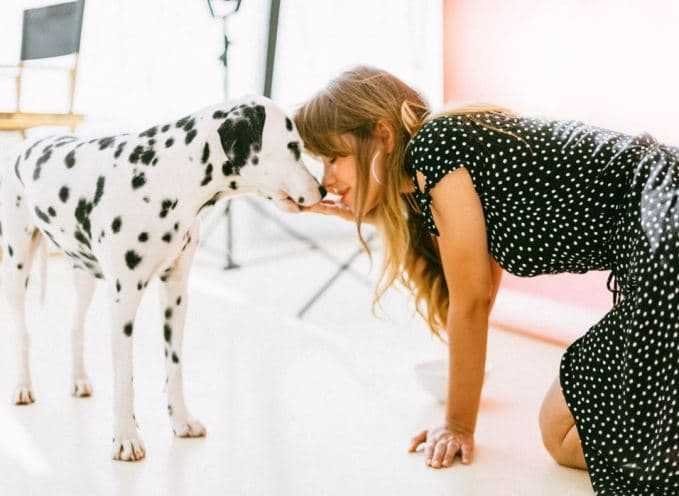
445, 303, 490, 434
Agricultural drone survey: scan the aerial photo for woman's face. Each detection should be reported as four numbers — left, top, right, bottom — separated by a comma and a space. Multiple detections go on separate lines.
319, 135, 383, 217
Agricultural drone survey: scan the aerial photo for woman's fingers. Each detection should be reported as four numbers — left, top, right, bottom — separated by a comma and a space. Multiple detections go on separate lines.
429, 438, 450, 468
424, 441, 435, 466
460, 440, 474, 464
408, 430, 427, 452
441, 439, 460, 467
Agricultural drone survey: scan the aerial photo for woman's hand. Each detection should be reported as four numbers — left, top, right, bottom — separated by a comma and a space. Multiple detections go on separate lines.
408, 425, 474, 468
300, 199, 355, 221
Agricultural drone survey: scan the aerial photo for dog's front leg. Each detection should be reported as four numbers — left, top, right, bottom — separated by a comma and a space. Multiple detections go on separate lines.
108, 283, 145, 461
160, 224, 206, 438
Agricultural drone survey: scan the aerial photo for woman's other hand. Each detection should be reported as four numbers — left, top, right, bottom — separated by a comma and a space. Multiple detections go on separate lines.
408, 425, 475, 468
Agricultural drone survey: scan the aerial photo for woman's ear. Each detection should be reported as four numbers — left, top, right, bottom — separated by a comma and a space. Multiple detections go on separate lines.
375, 119, 395, 154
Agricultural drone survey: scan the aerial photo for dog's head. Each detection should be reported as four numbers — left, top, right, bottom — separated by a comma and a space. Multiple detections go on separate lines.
213, 95, 325, 211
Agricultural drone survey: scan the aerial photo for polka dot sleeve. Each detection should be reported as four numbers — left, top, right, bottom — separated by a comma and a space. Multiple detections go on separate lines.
405, 115, 484, 236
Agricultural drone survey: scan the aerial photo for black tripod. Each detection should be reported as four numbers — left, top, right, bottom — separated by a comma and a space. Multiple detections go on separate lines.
204, 0, 376, 317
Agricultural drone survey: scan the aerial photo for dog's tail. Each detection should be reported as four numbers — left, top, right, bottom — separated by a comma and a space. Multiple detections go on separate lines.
38, 234, 47, 306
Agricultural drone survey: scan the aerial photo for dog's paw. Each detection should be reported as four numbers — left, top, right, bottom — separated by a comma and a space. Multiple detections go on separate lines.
72, 378, 93, 398
13, 385, 35, 405
172, 417, 207, 438
111, 435, 146, 461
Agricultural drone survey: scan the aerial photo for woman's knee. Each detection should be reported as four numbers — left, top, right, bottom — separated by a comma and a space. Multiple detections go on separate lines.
538, 376, 583, 467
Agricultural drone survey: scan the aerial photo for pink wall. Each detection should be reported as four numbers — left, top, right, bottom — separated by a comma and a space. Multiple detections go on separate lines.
443, 1, 679, 343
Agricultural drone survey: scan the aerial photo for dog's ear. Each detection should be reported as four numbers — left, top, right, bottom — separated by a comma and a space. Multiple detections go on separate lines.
216, 104, 266, 176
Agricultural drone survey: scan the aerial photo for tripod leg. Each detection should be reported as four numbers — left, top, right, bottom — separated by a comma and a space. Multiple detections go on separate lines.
224, 200, 239, 270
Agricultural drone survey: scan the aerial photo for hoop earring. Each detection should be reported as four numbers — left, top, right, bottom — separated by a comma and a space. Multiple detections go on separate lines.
370, 150, 384, 185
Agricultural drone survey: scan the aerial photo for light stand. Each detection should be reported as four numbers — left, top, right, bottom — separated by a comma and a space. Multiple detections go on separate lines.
206, 0, 242, 269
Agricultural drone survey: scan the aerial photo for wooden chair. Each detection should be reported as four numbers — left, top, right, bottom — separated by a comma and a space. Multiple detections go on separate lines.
0, 0, 86, 137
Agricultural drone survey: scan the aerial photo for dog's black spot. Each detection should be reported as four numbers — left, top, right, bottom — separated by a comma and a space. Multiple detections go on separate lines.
132, 172, 146, 189
200, 163, 213, 186
123, 322, 133, 337
33, 149, 52, 180
164, 324, 172, 343
222, 160, 235, 176
129, 145, 143, 164
94, 176, 105, 206
114, 141, 126, 158
159, 199, 175, 218
59, 186, 69, 203
176, 296, 182, 306
137, 281, 142, 290
7, 245, 13, 257
171, 352, 179, 364
25, 276, 29, 288
24, 139, 45, 160
213, 110, 228, 119
65, 150, 76, 168
161, 124, 170, 132
74, 198, 92, 239
116, 279, 121, 292
152, 158, 158, 166
229, 181, 238, 190
143, 196, 150, 203
185, 129, 197, 145
111, 216, 122, 233
48, 206, 57, 217
17, 263, 23, 270
141, 149, 155, 165
140, 126, 158, 138
35, 206, 50, 224
251, 156, 259, 165
287, 141, 301, 161
201, 143, 210, 164
125, 250, 142, 270
165, 138, 174, 148
162, 232, 172, 243
217, 104, 266, 175
74, 230, 90, 249
98, 137, 115, 150
285, 117, 293, 131
197, 191, 222, 214
138, 232, 148, 242
176, 115, 191, 128
14, 155, 23, 185
95, 273, 104, 279
165, 307, 173, 319
182, 118, 195, 132
173, 222, 179, 231
0, 222, 2, 236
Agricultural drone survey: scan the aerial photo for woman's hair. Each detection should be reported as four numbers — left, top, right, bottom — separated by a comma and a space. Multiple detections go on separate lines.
294, 65, 514, 340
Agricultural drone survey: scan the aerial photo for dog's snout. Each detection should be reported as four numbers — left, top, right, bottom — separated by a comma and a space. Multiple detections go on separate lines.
318, 185, 327, 199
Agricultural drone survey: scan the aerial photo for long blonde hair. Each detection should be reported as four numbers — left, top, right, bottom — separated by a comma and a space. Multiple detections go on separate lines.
294, 65, 514, 340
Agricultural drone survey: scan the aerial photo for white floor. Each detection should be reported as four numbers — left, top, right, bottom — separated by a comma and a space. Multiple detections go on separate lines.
0, 204, 593, 496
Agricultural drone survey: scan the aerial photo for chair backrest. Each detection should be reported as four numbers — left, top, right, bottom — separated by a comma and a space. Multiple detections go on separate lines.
21, 0, 85, 61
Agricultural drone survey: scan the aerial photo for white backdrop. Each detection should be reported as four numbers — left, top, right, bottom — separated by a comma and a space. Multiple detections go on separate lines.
0, 0, 443, 133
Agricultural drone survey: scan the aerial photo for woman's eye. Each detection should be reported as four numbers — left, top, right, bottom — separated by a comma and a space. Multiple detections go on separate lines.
329, 157, 337, 165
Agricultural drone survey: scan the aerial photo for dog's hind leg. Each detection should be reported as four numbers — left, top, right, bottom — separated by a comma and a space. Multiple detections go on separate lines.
71, 268, 95, 397
160, 223, 206, 438
2, 226, 41, 405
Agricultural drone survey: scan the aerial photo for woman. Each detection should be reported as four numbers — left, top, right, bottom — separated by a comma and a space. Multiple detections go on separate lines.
294, 65, 679, 495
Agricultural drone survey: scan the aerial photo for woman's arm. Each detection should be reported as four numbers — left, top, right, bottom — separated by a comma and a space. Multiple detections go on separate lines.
426, 168, 491, 436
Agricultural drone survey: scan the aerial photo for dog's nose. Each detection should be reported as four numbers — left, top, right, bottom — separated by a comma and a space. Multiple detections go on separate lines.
318, 185, 327, 199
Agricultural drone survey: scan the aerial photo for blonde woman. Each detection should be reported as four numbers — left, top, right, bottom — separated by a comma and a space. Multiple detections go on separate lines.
293, 65, 679, 495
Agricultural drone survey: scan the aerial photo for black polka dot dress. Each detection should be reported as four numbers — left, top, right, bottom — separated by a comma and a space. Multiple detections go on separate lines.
405, 113, 679, 495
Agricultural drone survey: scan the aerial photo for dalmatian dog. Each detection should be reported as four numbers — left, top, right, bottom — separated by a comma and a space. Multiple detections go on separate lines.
0, 94, 325, 461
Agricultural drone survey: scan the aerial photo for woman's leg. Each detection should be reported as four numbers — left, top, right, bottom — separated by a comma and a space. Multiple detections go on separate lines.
538, 375, 587, 470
